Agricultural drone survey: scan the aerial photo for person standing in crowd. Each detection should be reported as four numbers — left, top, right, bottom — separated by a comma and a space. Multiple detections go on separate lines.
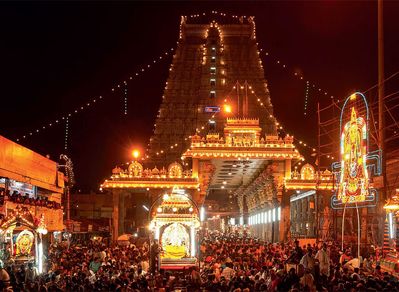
221, 262, 235, 280
300, 247, 315, 274
300, 268, 315, 291
0, 260, 10, 291
89, 255, 101, 273
24, 262, 38, 284
339, 248, 353, 265
315, 243, 330, 277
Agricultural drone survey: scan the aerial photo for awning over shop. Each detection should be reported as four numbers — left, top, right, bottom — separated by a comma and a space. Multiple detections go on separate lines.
0, 135, 64, 193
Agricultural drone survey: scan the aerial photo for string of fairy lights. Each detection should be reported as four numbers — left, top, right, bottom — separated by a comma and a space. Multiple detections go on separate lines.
64, 117, 69, 151
304, 81, 310, 116
15, 48, 175, 143
242, 80, 336, 161
123, 81, 128, 115
259, 47, 334, 99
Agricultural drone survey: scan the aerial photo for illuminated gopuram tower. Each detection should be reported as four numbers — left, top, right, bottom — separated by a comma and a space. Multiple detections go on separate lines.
104, 15, 319, 243
148, 16, 277, 164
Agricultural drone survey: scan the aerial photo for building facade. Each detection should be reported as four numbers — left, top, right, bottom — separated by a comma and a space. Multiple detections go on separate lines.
0, 135, 64, 270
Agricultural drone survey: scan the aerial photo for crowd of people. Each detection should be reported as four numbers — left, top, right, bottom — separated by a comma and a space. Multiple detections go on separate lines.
0, 232, 397, 291
0, 189, 62, 210
198, 234, 396, 291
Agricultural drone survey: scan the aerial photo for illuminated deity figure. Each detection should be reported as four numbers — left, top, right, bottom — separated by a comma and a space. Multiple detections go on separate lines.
15, 230, 34, 256
338, 107, 369, 203
161, 222, 190, 259
301, 164, 315, 180
168, 162, 183, 178
128, 161, 143, 177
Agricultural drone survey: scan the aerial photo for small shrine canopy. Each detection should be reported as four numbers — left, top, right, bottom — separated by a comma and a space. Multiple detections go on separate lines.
0, 206, 47, 235
150, 188, 200, 266
150, 189, 200, 227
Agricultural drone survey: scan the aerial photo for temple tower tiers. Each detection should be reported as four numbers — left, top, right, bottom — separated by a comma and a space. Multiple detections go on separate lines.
149, 16, 277, 165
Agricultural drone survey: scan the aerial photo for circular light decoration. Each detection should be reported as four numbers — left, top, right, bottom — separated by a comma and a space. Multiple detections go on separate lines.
157, 207, 162, 213
189, 207, 193, 212
172, 207, 177, 212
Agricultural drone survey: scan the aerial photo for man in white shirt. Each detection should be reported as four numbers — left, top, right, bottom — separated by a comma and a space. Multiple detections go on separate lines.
221, 263, 235, 280
300, 248, 315, 274
315, 243, 330, 277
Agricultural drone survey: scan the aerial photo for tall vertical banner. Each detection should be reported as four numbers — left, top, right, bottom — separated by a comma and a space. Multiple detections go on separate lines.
331, 92, 380, 209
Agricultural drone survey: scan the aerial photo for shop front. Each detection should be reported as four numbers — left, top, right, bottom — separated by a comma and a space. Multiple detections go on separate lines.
0, 135, 65, 273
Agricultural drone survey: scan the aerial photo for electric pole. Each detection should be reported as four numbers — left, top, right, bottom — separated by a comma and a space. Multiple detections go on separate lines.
378, 0, 386, 201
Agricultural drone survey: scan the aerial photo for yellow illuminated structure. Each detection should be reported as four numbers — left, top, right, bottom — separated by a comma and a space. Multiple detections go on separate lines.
150, 188, 199, 269
101, 162, 199, 190
185, 118, 300, 161
285, 167, 334, 191
102, 117, 335, 242
101, 161, 199, 240
338, 107, 369, 203
0, 135, 63, 273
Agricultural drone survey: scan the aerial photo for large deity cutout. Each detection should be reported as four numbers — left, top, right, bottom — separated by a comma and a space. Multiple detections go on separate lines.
338, 107, 369, 203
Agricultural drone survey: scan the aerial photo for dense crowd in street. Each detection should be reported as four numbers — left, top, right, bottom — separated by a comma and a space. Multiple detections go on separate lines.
0, 233, 397, 291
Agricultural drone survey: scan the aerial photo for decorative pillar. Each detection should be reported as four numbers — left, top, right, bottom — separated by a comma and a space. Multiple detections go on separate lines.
280, 188, 290, 242
192, 158, 199, 178
112, 190, 120, 241
383, 218, 390, 256
396, 215, 399, 255
285, 159, 292, 180
271, 161, 287, 242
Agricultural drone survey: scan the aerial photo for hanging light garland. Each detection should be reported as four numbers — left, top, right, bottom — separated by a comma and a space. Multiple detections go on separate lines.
244, 80, 335, 161
123, 81, 128, 115
16, 48, 175, 142
64, 117, 69, 151
304, 80, 310, 116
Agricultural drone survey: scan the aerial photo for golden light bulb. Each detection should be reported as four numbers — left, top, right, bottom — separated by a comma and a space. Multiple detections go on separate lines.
224, 104, 232, 113
132, 150, 140, 159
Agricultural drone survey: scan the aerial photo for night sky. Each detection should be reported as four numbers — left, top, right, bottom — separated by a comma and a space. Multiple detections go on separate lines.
1, 1, 398, 192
